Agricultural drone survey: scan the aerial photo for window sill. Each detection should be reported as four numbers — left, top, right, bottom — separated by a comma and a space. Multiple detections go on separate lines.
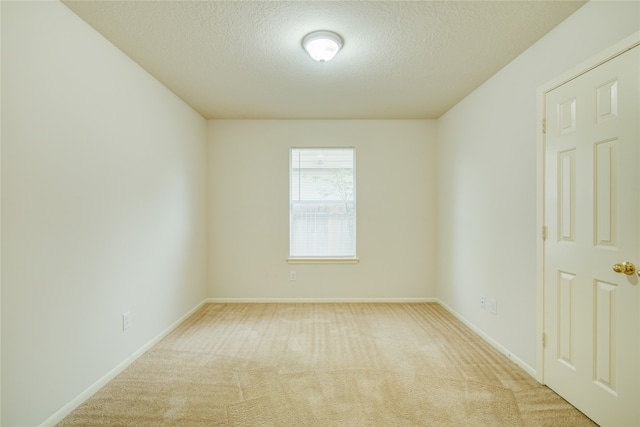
287, 257, 360, 264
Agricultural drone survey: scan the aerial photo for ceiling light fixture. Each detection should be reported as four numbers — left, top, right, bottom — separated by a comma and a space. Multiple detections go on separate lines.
302, 30, 343, 62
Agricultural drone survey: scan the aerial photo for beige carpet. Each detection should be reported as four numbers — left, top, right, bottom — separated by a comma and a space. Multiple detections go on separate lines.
59, 303, 596, 426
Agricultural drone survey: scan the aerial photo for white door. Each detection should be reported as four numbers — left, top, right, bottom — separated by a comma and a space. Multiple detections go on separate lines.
544, 45, 639, 426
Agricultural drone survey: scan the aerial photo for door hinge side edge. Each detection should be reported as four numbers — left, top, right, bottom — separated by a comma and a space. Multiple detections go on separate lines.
542, 118, 546, 134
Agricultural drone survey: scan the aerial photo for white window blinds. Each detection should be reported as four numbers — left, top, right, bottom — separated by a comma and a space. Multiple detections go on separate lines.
290, 148, 356, 258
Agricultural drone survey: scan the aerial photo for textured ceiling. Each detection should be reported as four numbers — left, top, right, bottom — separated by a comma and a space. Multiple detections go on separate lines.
62, 1, 586, 119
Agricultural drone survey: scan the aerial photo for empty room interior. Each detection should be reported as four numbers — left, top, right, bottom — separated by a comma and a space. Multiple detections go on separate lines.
2, 1, 639, 426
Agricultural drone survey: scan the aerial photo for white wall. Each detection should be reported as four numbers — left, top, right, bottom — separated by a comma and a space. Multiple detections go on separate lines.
4, 0, 637, 424
436, 0, 640, 371
208, 120, 436, 300
1, 2, 208, 426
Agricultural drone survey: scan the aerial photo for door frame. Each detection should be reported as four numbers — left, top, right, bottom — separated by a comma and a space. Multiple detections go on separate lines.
536, 30, 640, 384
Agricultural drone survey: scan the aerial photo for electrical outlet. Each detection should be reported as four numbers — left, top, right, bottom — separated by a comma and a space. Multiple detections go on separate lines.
488, 299, 497, 315
290, 271, 296, 281
122, 312, 131, 331
480, 296, 486, 309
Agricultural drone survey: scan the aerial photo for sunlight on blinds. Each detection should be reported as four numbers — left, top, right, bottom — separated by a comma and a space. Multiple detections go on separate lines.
290, 148, 356, 258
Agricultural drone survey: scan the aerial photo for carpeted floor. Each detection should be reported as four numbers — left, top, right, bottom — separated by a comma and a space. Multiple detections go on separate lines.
58, 303, 596, 426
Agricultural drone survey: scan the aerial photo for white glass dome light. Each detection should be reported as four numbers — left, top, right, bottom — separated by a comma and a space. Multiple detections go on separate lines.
302, 31, 343, 62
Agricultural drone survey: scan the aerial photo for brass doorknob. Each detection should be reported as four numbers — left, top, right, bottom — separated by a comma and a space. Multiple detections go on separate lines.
613, 262, 636, 275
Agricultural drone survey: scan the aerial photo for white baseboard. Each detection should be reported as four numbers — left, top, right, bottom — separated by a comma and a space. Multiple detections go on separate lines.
435, 299, 537, 379
39, 299, 208, 427
39, 296, 533, 426
204, 297, 438, 303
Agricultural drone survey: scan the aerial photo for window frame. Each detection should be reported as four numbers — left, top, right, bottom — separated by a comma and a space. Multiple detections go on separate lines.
287, 147, 358, 264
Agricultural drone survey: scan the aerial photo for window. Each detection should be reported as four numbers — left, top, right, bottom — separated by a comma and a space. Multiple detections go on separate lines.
289, 148, 356, 260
